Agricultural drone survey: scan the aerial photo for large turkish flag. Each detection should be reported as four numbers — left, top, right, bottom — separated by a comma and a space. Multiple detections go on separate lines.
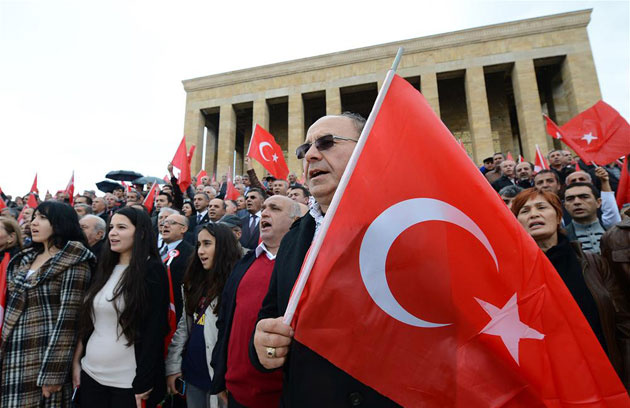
293, 75, 628, 407
172, 135, 192, 193
247, 124, 289, 180
545, 101, 630, 165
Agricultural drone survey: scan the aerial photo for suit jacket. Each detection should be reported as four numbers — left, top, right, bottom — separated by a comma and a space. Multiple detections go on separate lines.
491, 175, 515, 192
239, 213, 260, 250
249, 214, 400, 407
165, 240, 195, 322
186, 212, 211, 243
210, 250, 258, 393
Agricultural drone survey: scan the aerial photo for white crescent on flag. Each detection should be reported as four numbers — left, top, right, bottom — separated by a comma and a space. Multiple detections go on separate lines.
259, 142, 273, 161
359, 198, 498, 328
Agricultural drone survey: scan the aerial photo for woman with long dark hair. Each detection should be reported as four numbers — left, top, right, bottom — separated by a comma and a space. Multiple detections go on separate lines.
165, 223, 241, 408
72, 207, 169, 408
0, 201, 95, 407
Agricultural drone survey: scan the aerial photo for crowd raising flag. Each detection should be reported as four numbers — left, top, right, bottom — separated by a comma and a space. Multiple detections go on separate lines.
171, 135, 192, 193
534, 144, 548, 173
286, 73, 628, 406
544, 101, 630, 165
247, 124, 289, 180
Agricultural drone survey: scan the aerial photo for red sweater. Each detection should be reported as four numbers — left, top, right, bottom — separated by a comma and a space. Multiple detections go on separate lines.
226, 255, 283, 407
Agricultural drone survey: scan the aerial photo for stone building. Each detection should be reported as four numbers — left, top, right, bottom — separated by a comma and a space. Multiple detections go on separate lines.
182, 9, 600, 177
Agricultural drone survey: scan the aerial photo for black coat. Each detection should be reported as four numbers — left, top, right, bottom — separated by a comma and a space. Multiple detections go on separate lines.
239, 213, 260, 250
186, 212, 211, 243
249, 214, 400, 408
210, 250, 258, 393
165, 240, 194, 322
491, 175, 515, 192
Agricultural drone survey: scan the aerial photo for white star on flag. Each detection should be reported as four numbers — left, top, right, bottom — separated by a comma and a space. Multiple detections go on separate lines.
556, 132, 562, 139
272, 153, 278, 162
475, 293, 544, 365
581, 132, 597, 145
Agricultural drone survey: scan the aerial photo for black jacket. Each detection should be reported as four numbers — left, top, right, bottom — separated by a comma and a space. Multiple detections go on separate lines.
186, 212, 211, 243
491, 175, 515, 192
82, 256, 169, 406
239, 213, 260, 250
211, 250, 258, 393
249, 214, 400, 407
165, 240, 194, 322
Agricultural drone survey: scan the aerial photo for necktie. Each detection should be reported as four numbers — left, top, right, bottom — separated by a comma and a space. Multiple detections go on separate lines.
197, 214, 202, 224
160, 245, 169, 260
250, 214, 257, 234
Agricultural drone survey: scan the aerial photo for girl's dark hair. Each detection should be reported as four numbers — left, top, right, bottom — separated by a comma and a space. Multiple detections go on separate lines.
32, 201, 87, 253
183, 223, 241, 316
80, 207, 158, 345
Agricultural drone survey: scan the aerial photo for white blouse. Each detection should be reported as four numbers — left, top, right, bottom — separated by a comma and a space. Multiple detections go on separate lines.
81, 264, 137, 388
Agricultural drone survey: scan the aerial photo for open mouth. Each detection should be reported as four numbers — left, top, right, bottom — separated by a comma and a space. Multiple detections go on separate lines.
309, 169, 328, 179
260, 220, 271, 230
528, 221, 545, 229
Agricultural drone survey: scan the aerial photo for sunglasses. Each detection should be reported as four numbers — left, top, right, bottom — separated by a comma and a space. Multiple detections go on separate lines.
295, 134, 358, 159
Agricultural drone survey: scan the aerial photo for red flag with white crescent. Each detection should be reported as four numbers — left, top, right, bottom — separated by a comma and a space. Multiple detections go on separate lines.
196, 169, 208, 181
247, 124, 289, 180
533, 145, 548, 173
291, 75, 628, 407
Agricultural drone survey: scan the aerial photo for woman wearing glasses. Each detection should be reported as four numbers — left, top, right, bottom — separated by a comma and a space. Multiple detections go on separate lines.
165, 223, 241, 408
73, 207, 169, 408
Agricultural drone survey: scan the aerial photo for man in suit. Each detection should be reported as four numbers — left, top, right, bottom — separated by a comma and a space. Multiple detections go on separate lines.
211, 195, 300, 407
250, 112, 399, 406
188, 192, 211, 230
239, 188, 266, 250
161, 213, 194, 321
91, 197, 109, 223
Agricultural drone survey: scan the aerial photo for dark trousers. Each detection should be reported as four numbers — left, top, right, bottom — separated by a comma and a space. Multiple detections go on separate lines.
227, 392, 247, 408
78, 371, 136, 408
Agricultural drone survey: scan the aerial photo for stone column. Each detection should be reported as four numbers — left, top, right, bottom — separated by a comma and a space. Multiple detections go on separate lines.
326, 87, 342, 115
217, 104, 236, 178
183, 102, 205, 175
560, 51, 602, 118
204, 125, 217, 177
420, 72, 440, 117
250, 99, 269, 179
288, 93, 305, 178
465, 66, 494, 163
512, 59, 548, 161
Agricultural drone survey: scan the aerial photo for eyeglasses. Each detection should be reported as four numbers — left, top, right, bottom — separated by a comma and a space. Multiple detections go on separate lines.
161, 220, 185, 227
295, 134, 358, 159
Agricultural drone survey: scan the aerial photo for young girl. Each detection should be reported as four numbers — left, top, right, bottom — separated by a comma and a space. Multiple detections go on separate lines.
74, 207, 169, 408
1, 202, 94, 407
165, 223, 241, 408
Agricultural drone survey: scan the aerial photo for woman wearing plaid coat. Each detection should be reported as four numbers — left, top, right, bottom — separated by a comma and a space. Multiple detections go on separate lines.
0, 201, 95, 408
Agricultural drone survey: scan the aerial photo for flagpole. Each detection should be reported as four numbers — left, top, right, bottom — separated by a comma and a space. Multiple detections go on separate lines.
283, 47, 404, 326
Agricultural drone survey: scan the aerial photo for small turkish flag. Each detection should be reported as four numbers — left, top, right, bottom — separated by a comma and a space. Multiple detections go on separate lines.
196, 169, 207, 182
534, 144, 548, 173
224, 167, 239, 201
187, 144, 196, 165
143, 182, 159, 214
65, 172, 75, 206
30, 174, 38, 194
518, 154, 525, 164
506, 152, 514, 161
545, 102, 630, 165
27, 193, 37, 209
247, 124, 289, 180
172, 136, 192, 193
292, 75, 628, 406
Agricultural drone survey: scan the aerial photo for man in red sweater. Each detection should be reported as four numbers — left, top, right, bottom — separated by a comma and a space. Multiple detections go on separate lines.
211, 195, 301, 407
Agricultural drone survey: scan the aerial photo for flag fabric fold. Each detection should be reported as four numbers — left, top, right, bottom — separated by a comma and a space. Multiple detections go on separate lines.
292, 74, 628, 407
534, 145, 548, 173
247, 124, 289, 180
616, 156, 629, 210
30, 174, 38, 194
224, 167, 239, 201
143, 182, 159, 214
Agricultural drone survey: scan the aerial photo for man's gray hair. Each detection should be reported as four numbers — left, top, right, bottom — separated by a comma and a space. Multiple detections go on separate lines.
499, 185, 523, 198
159, 207, 178, 217
82, 214, 106, 233
75, 203, 93, 214
339, 111, 367, 135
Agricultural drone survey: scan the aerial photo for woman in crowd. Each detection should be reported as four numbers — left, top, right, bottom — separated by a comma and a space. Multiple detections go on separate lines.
165, 223, 241, 408
73, 207, 169, 408
0, 216, 23, 261
512, 188, 629, 388
0, 201, 95, 407
182, 200, 194, 217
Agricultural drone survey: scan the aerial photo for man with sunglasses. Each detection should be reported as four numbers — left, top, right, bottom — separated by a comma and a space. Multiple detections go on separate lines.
249, 113, 400, 407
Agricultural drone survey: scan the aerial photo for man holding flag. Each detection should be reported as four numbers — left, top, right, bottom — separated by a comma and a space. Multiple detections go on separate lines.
251, 54, 628, 406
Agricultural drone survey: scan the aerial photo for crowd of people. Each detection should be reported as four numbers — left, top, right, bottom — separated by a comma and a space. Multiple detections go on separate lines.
0, 111, 628, 407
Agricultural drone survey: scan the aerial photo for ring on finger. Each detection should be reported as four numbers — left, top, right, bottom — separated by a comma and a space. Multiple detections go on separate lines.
266, 347, 277, 358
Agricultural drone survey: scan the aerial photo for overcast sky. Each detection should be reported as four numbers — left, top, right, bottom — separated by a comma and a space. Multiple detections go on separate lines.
0, 0, 628, 197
